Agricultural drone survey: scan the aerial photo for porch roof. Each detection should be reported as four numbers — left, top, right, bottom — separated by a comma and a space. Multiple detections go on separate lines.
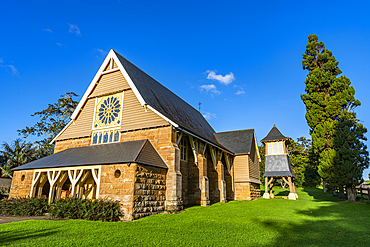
13, 139, 168, 171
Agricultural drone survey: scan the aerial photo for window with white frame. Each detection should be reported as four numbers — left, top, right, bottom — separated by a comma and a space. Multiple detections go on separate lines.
91, 92, 123, 145
91, 128, 120, 145
93, 92, 123, 129
267, 142, 284, 155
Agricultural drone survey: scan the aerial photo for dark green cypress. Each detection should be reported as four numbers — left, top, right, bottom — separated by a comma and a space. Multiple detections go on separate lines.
301, 35, 369, 200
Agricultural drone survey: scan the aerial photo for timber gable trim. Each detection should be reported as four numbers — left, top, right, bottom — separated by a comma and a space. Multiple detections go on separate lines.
52, 50, 171, 143
52, 50, 234, 155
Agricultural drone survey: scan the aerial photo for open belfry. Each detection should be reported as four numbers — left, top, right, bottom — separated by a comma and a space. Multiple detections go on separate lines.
261, 125, 298, 200
9, 49, 262, 221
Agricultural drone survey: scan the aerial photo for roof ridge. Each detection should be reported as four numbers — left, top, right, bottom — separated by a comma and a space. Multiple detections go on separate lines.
114, 50, 206, 120
133, 139, 149, 162
215, 129, 254, 134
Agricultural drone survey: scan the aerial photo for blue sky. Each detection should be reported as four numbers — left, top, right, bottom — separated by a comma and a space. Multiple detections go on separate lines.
1, 1, 369, 178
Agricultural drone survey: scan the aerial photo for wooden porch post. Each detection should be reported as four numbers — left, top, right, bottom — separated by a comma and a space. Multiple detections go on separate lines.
47, 170, 61, 203
68, 169, 84, 198
263, 177, 270, 199
288, 176, 297, 200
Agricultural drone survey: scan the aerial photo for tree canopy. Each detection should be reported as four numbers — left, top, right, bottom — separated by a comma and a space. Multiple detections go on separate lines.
301, 34, 368, 200
17, 92, 78, 157
0, 139, 38, 177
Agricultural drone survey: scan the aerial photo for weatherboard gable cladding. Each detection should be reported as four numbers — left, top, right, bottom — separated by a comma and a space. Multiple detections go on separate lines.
56, 56, 168, 141
88, 70, 130, 98
55, 49, 229, 152
56, 98, 95, 141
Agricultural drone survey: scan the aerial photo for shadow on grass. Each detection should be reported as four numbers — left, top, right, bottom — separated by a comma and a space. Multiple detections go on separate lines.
0, 226, 59, 244
275, 190, 290, 197
260, 187, 290, 197
251, 190, 370, 246
302, 187, 346, 202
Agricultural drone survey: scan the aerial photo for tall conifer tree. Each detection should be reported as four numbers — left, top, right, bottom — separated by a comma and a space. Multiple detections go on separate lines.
301, 35, 368, 200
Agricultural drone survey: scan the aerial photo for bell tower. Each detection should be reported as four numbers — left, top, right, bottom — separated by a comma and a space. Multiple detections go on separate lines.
261, 125, 297, 200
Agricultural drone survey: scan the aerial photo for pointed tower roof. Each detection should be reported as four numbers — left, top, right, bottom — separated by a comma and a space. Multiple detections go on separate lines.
261, 125, 288, 142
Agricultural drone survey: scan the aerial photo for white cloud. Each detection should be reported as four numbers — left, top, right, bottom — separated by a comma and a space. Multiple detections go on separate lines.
4, 65, 19, 76
43, 29, 52, 33
205, 70, 235, 85
235, 89, 245, 95
1, 58, 19, 76
95, 48, 107, 56
203, 112, 217, 120
199, 84, 221, 95
68, 23, 81, 36
56, 43, 65, 47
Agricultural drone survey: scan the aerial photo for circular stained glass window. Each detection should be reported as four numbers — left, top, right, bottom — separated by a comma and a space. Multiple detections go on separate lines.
97, 96, 121, 126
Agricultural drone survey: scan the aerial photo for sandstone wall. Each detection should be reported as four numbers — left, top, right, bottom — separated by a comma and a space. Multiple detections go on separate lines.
206, 150, 219, 204
133, 164, 167, 220
234, 182, 261, 201
54, 137, 91, 153
9, 170, 34, 198
99, 163, 135, 221
187, 161, 200, 205
224, 168, 234, 201
121, 126, 182, 211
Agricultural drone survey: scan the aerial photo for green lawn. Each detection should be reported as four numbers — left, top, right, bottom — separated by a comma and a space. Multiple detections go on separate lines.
1, 188, 370, 246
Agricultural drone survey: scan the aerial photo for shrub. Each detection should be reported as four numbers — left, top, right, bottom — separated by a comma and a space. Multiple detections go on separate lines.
0, 186, 10, 199
0, 197, 49, 216
0, 197, 122, 221
49, 198, 122, 222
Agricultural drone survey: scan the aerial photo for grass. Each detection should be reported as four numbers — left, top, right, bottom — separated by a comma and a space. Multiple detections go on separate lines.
1, 188, 370, 246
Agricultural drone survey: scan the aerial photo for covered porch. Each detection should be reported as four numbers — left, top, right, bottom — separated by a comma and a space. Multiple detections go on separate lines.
30, 165, 101, 203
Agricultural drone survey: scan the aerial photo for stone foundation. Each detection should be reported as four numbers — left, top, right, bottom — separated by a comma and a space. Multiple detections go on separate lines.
9, 170, 34, 198
234, 182, 261, 201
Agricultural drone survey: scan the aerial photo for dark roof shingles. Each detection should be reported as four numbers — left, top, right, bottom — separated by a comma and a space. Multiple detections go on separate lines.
13, 139, 168, 171
214, 129, 254, 155
263, 155, 293, 177
261, 125, 288, 142
115, 51, 225, 150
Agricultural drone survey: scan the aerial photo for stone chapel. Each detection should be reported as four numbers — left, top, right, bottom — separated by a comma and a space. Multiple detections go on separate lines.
9, 49, 261, 221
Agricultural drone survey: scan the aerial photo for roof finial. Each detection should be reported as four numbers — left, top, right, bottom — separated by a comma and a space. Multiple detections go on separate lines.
198, 102, 201, 112
274, 124, 276, 127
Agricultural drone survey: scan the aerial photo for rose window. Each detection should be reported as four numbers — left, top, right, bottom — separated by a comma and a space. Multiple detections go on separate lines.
97, 96, 121, 125
94, 93, 122, 128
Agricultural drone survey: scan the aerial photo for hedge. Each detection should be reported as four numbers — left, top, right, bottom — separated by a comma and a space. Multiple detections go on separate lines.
0, 197, 122, 222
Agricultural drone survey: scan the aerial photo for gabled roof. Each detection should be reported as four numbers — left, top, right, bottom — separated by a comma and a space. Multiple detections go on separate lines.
54, 49, 229, 152
214, 129, 255, 155
261, 125, 288, 142
114, 51, 223, 149
13, 139, 167, 171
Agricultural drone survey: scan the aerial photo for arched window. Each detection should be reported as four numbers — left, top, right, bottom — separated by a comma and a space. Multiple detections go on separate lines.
114, 130, 120, 142
92, 133, 98, 144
